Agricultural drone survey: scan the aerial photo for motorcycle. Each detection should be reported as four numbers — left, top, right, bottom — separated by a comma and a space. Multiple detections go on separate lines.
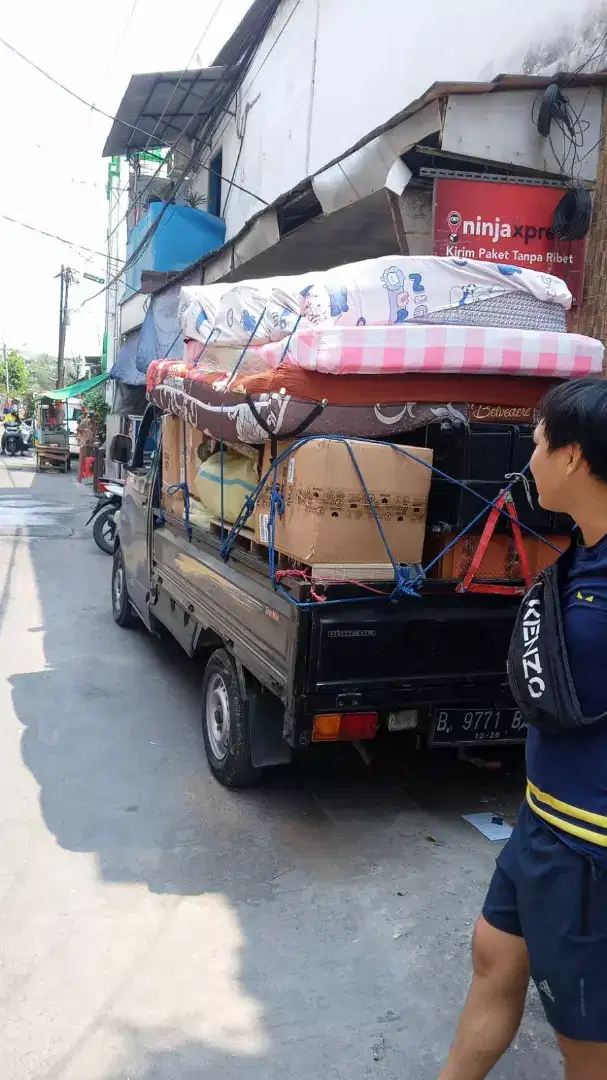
86, 478, 124, 555
3, 421, 24, 456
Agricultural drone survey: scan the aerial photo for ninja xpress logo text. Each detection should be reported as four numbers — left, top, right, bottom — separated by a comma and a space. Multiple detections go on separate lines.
445, 209, 574, 267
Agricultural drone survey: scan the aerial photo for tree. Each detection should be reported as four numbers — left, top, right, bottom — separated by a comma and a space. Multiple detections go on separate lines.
5, 350, 30, 399
26, 353, 57, 397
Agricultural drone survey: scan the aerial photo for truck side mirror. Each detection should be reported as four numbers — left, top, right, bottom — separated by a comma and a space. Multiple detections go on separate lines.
109, 433, 132, 466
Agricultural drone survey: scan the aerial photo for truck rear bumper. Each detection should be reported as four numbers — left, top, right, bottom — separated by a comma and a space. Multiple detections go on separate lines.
285, 675, 515, 748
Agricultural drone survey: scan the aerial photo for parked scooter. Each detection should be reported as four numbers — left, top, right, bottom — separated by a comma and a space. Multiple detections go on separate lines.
86, 478, 124, 554
2, 421, 24, 456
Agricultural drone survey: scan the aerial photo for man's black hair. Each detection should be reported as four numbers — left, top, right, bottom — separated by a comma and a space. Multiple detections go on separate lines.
541, 378, 607, 484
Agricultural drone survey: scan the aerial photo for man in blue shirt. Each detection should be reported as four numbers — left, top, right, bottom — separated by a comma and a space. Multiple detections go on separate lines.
438, 379, 607, 1080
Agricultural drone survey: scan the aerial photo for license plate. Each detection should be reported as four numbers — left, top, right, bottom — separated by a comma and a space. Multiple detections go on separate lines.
430, 708, 527, 746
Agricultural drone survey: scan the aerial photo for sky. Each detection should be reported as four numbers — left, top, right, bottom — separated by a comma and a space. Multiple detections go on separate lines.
0, 0, 253, 360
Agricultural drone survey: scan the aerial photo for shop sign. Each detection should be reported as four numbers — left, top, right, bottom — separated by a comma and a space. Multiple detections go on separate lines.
433, 177, 587, 303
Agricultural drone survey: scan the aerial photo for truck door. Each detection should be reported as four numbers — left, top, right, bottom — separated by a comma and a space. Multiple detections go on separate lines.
119, 405, 160, 624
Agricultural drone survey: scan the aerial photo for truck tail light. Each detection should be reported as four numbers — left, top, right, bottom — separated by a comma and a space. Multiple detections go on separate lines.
312, 712, 378, 742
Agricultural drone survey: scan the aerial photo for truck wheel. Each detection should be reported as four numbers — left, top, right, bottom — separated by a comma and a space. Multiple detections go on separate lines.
202, 649, 261, 788
111, 547, 138, 628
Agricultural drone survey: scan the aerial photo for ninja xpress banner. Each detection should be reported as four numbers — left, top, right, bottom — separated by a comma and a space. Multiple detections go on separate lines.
433, 178, 586, 303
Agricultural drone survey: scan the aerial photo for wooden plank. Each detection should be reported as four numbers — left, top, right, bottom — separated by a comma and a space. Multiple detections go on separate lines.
310, 563, 396, 583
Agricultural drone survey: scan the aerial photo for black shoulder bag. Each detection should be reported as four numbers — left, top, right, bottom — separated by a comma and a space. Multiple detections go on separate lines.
507, 540, 607, 735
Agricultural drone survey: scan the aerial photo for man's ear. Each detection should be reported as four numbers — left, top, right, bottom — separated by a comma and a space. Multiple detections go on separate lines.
566, 443, 586, 476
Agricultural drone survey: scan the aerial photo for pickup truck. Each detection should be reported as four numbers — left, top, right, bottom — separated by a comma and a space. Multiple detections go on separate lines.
108, 403, 551, 787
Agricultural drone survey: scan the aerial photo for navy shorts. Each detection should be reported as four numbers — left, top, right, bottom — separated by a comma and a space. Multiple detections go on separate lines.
483, 802, 607, 1042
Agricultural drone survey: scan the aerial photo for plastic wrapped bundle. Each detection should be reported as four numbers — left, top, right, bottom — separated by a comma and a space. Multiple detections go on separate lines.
178, 256, 572, 348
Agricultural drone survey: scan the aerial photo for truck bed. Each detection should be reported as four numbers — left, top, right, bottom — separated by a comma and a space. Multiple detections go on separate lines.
151, 519, 521, 748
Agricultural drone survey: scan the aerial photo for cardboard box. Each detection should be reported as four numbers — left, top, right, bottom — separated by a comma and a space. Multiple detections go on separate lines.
254, 438, 433, 566
161, 415, 184, 518
162, 418, 210, 518
185, 422, 205, 487
424, 532, 568, 580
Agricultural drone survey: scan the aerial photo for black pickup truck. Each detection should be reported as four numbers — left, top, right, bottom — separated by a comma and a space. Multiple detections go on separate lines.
109, 404, 562, 786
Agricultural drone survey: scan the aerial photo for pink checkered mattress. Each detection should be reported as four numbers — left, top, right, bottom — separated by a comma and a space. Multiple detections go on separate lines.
183, 323, 603, 378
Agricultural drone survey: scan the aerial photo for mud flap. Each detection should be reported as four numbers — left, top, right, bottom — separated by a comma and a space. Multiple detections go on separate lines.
235, 661, 293, 768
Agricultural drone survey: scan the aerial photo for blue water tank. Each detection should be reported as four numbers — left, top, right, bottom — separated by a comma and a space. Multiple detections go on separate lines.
124, 202, 226, 296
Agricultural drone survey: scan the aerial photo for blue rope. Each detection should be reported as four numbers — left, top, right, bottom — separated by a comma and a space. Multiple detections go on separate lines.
267, 474, 285, 584
192, 326, 216, 366
276, 313, 302, 365
225, 308, 268, 389
219, 308, 269, 543
218, 433, 561, 604
340, 439, 420, 599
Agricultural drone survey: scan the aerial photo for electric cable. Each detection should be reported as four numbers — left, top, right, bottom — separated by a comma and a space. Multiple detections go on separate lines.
79, 9, 280, 308
531, 79, 595, 241
78, 2, 281, 301
0, 33, 270, 223
101, 0, 281, 248
140, 0, 225, 154
552, 185, 593, 240
0, 213, 123, 262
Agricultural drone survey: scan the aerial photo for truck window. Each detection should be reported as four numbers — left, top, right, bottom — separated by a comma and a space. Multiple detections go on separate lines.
130, 405, 160, 472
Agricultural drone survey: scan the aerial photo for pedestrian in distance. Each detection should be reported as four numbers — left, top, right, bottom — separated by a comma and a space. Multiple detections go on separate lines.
438, 379, 607, 1080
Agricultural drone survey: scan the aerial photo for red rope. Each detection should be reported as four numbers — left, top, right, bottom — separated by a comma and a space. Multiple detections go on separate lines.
274, 568, 391, 603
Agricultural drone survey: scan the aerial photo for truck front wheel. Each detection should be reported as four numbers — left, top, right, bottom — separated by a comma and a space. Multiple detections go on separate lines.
111, 547, 138, 628
202, 649, 261, 788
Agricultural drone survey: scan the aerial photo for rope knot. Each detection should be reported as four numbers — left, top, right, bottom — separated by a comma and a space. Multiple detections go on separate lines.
391, 564, 421, 600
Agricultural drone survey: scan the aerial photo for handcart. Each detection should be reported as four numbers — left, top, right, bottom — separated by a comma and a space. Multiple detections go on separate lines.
35, 398, 71, 473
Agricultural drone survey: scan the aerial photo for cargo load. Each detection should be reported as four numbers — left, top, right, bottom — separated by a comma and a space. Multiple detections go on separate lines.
152, 257, 604, 596
178, 255, 572, 350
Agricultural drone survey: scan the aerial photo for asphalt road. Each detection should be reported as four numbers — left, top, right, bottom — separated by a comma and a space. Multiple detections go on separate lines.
0, 454, 561, 1079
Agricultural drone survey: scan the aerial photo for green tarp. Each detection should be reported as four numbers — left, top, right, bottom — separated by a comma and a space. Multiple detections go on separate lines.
39, 372, 109, 401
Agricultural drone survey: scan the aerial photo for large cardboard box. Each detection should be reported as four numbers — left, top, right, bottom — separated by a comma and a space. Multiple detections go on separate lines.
161, 418, 209, 518
161, 415, 184, 518
254, 439, 433, 566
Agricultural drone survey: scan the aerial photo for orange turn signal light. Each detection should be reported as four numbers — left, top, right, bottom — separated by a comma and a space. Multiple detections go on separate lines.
312, 712, 378, 742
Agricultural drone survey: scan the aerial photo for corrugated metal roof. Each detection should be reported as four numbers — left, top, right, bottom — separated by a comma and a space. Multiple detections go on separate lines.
102, 67, 227, 157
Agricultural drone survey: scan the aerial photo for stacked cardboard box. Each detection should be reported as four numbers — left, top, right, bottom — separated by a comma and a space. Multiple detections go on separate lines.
161, 416, 206, 519
254, 438, 433, 568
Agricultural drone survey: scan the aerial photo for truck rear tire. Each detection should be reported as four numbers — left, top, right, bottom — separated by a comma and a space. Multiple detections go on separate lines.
111, 546, 138, 628
202, 649, 261, 788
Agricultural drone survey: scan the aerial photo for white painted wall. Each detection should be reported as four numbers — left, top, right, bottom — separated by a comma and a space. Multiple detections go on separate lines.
192, 0, 603, 242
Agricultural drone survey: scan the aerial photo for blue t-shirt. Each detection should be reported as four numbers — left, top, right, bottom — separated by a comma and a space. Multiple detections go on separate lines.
526, 533, 607, 862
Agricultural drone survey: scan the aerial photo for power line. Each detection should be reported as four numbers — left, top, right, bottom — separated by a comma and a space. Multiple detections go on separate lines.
0, 31, 272, 316
103, 0, 229, 254
79, 11, 278, 308
0, 213, 123, 262
0, 35, 160, 144
141, 0, 225, 154
0, 33, 269, 209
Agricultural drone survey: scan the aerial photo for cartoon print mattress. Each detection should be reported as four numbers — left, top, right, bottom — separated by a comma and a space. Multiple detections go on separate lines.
178, 255, 572, 349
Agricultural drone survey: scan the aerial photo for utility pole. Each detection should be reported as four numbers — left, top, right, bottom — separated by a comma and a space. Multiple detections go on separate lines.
57, 265, 65, 389
2, 343, 8, 396
104, 156, 122, 373
56, 266, 76, 389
